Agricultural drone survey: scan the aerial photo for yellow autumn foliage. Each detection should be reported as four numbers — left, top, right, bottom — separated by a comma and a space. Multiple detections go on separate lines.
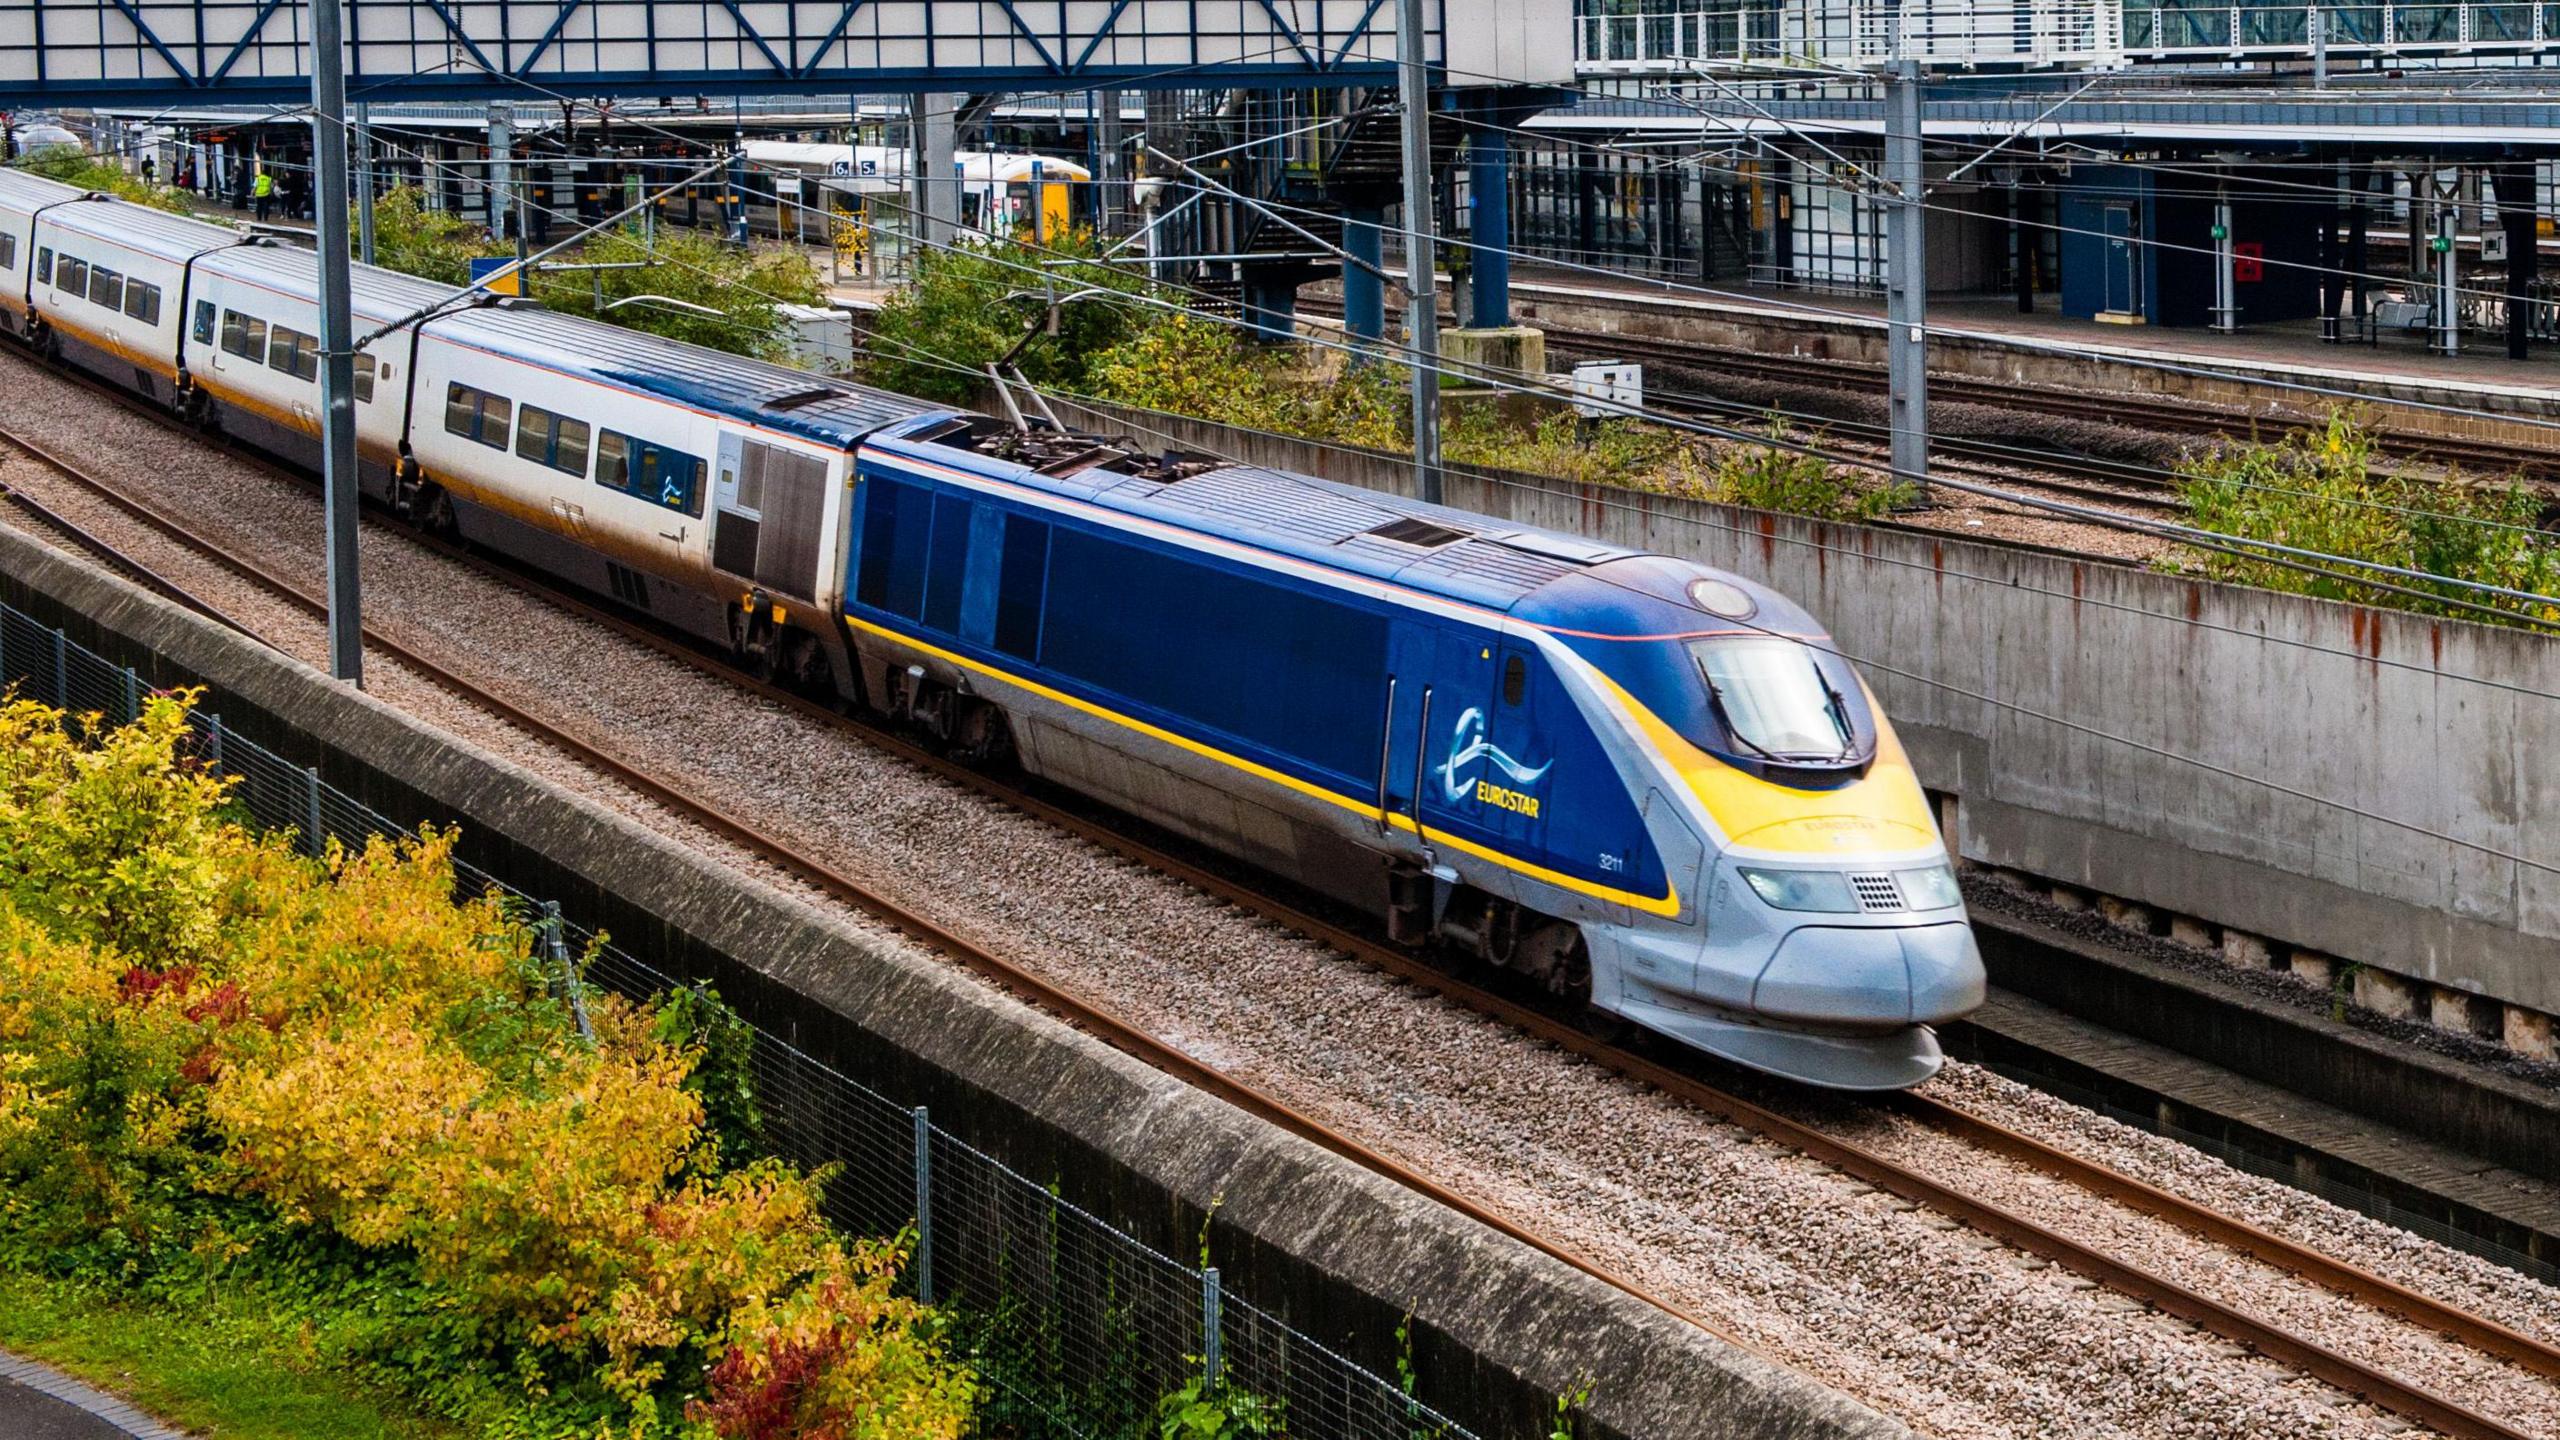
0, 692, 974, 1438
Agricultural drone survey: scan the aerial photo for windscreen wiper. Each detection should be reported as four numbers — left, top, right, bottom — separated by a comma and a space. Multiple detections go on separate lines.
1702, 678, 1786, 764
1811, 655, 1857, 759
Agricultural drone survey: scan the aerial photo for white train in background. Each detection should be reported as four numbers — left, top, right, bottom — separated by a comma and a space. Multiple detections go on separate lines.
741, 141, 1088, 237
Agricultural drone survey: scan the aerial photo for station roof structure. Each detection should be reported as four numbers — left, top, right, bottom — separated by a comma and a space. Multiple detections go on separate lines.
0, 0, 1569, 105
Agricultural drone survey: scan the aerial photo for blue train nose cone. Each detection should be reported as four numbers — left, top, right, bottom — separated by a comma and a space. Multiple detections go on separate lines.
1751, 922, 1986, 1026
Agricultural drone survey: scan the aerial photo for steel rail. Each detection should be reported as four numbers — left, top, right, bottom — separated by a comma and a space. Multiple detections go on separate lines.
3, 382, 2553, 1440
1294, 294, 2556, 485
0, 475, 258, 637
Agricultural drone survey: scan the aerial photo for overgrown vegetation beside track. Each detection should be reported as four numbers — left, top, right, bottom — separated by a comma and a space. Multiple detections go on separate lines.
868, 235, 1913, 521
12, 143, 194, 215
362, 185, 827, 360
2170, 413, 2560, 628
0, 692, 976, 1438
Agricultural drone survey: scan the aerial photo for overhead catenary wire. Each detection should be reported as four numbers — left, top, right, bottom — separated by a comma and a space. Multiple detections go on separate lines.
360, 106, 2560, 622
150, 85, 2560, 579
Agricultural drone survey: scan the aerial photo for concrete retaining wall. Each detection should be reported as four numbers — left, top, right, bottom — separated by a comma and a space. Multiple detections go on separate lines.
1046, 397, 2560, 1024
0, 523, 1910, 1440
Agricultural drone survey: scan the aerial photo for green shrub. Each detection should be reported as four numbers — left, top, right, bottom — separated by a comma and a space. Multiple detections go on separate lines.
11, 144, 192, 215
1697, 423, 1915, 521
0, 693, 975, 1438
2173, 412, 2560, 626
866, 231, 1154, 403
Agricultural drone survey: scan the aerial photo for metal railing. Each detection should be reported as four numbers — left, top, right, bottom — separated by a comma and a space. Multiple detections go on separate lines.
1572, 0, 2124, 68
1569, 0, 2560, 68
0, 597, 1491, 1440
2124, 0, 2557, 54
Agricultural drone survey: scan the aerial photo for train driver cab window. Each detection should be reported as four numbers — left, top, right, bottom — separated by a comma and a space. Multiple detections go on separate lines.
192, 300, 216, 345
443, 383, 511, 449
1689, 637, 1870, 768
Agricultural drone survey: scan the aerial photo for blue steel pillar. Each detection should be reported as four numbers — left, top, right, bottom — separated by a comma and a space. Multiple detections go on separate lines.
1467, 110, 1511, 330
1343, 205, 1386, 347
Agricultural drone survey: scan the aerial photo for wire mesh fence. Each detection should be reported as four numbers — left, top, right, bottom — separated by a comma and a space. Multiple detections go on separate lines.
0, 596, 1490, 1440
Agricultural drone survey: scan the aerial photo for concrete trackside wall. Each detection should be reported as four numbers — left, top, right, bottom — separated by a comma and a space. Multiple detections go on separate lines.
1042, 397, 2560, 1019
0, 524, 1911, 1440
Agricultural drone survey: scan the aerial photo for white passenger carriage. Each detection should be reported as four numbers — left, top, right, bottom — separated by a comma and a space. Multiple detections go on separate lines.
0, 168, 934, 689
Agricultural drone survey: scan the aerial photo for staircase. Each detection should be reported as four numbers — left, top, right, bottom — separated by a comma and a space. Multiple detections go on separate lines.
1141, 88, 1461, 317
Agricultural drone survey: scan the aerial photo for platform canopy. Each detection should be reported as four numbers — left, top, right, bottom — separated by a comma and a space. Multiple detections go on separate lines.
0, 0, 1568, 104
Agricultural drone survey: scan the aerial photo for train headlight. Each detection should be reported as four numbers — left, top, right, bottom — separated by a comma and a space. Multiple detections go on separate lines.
1739, 868, 1861, 913
1895, 862, 1964, 910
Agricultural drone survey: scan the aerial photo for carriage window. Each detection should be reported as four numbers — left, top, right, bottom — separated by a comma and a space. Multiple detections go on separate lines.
221, 311, 267, 360
1502, 654, 1527, 706
352, 354, 377, 404
88, 267, 122, 311
443, 383, 511, 448
0, 233, 16, 270
34, 247, 52, 283
595, 430, 628, 489
268, 326, 319, 380
193, 300, 216, 344
594, 429, 702, 516
56, 257, 87, 294
514, 405, 591, 476
123, 281, 161, 325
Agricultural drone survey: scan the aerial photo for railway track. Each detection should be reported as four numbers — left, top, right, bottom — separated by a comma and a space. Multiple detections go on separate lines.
1297, 293, 2552, 501
5, 390, 2558, 1439
1529, 320, 2560, 484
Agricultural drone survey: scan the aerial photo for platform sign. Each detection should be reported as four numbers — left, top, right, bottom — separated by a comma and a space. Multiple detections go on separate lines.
468, 257, 522, 296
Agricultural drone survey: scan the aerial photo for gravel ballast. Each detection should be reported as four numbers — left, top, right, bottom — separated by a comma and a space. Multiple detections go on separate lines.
5, 346, 2556, 1440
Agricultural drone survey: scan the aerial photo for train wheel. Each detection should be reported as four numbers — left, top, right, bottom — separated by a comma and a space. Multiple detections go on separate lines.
946, 698, 1014, 768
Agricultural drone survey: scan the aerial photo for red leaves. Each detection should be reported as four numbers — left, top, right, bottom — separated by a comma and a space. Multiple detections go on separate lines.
694, 1331, 851, 1440
116, 963, 201, 1007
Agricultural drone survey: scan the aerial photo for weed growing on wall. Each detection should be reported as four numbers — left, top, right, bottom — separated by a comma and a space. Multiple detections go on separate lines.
2172, 411, 2560, 627
0, 692, 974, 1438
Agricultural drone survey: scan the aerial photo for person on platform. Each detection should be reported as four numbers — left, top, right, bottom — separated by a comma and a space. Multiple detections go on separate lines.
252, 165, 274, 221
138, 154, 156, 188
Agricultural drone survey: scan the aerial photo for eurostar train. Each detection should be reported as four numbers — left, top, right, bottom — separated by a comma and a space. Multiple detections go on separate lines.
0, 169, 1985, 1089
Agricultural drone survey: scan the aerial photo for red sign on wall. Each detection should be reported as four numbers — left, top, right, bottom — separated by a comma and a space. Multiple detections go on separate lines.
2233, 242, 2265, 283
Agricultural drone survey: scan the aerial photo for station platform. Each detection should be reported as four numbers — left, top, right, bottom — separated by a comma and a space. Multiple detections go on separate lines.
1472, 266, 2560, 451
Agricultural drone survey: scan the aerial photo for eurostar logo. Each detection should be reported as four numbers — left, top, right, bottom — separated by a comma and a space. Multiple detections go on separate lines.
1439, 707, 1551, 818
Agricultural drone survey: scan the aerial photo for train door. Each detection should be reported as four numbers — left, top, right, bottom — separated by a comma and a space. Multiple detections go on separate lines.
1376, 625, 1500, 878
1455, 640, 1554, 860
